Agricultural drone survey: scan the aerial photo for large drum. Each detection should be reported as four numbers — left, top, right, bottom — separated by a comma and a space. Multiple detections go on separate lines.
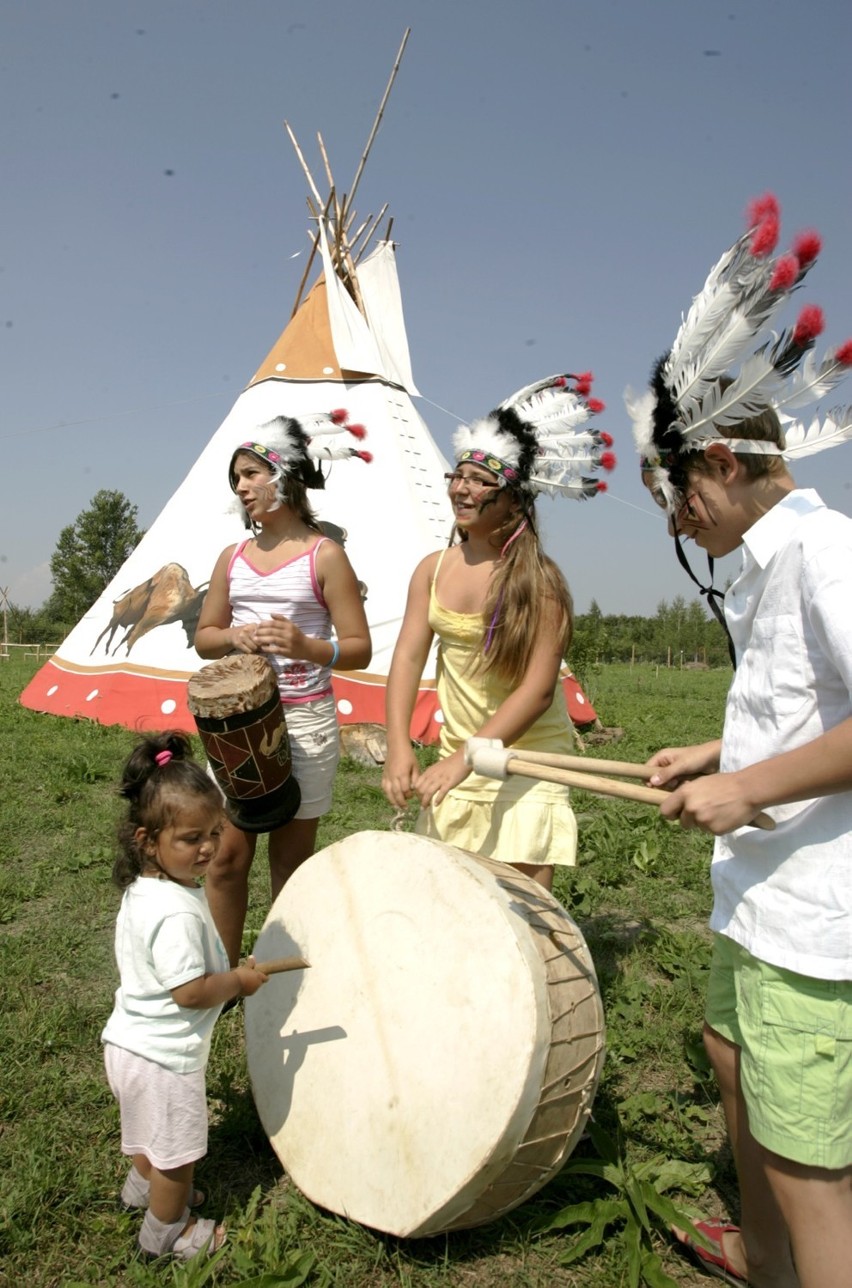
245, 830, 605, 1237
187, 654, 301, 832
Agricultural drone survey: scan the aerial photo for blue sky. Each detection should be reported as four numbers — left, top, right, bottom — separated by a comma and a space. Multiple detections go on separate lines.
3, 0, 852, 618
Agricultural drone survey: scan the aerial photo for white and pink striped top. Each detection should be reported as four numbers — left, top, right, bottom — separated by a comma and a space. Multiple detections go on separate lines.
227, 537, 333, 704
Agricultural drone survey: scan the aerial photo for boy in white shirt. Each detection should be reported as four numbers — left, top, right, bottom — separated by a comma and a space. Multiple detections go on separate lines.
628, 194, 852, 1288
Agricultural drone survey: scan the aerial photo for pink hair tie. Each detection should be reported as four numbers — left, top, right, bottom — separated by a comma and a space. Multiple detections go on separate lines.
155, 750, 173, 767
500, 518, 528, 557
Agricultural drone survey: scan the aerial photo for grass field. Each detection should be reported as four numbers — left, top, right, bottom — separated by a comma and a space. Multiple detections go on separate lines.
0, 655, 737, 1287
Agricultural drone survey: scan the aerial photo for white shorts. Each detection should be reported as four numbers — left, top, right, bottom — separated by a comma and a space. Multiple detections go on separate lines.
104, 1043, 208, 1171
284, 692, 340, 819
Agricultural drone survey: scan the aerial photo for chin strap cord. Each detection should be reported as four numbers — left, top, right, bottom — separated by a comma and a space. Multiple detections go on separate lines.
672, 532, 737, 668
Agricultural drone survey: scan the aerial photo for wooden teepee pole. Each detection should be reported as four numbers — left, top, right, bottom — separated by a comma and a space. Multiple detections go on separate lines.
338, 195, 365, 312
286, 31, 409, 317
351, 204, 389, 264
290, 235, 319, 319
316, 131, 343, 246
290, 189, 335, 318
345, 28, 410, 220
284, 120, 324, 208
317, 131, 335, 194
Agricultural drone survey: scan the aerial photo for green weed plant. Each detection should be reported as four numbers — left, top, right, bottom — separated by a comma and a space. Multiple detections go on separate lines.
535, 1115, 712, 1288
1, 657, 735, 1285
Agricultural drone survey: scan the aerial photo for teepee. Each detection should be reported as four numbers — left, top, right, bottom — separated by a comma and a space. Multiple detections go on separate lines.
20, 36, 596, 738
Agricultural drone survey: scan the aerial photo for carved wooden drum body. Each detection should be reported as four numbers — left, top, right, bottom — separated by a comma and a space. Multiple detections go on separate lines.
187, 654, 301, 833
245, 830, 605, 1237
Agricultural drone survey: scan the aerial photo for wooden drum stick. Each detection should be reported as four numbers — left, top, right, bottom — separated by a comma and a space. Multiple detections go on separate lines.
493, 748, 660, 780
464, 740, 775, 832
255, 956, 311, 975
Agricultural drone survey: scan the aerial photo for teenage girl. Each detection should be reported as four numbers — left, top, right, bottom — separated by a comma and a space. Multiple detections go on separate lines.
382, 374, 613, 891
195, 415, 372, 962
101, 731, 268, 1261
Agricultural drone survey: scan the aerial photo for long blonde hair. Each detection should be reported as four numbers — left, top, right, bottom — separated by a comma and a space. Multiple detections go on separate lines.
456, 499, 573, 687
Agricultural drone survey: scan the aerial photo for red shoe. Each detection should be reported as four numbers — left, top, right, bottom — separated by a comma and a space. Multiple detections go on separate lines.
672, 1219, 749, 1286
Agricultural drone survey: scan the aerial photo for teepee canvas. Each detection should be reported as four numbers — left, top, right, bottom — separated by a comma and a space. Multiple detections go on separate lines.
19, 252, 457, 738
20, 47, 596, 738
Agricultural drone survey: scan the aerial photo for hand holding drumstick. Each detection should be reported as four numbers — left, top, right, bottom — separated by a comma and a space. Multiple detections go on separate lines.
645, 740, 776, 835
464, 739, 775, 833
253, 956, 311, 975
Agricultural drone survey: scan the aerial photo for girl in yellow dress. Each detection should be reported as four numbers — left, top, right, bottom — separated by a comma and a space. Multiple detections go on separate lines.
382, 373, 614, 890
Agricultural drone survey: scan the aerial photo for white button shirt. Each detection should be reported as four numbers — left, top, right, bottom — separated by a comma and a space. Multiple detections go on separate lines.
711, 490, 852, 980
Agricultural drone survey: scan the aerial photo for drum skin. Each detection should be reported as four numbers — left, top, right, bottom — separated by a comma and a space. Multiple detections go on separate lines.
245, 830, 605, 1237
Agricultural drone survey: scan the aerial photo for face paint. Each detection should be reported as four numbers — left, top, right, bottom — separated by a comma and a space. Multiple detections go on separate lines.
232, 453, 283, 518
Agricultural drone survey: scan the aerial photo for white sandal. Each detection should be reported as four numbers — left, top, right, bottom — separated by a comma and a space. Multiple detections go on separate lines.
172, 1217, 226, 1261
139, 1207, 226, 1260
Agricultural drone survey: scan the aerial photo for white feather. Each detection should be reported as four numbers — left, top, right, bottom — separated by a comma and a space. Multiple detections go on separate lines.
633, 195, 852, 492
251, 413, 367, 471
667, 233, 769, 381
535, 428, 600, 453
513, 393, 591, 432
253, 417, 305, 464
781, 405, 852, 459
773, 348, 852, 412
460, 374, 612, 500
498, 374, 565, 409
453, 418, 522, 468
308, 443, 358, 462
527, 470, 604, 499
680, 352, 785, 440
624, 387, 657, 458
644, 463, 679, 514
535, 448, 608, 470
668, 280, 788, 407
301, 412, 346, 437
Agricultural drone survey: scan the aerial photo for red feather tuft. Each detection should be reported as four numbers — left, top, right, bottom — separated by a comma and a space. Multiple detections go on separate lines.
599, 431, 614, 446
587, 397, 605, 413
553, 375, 568, 388
746, 192, 780, 227
573, 371, 593, 395
792, 230, 821, 268
792, 304, 825, 347
769, 254, 799, 293
346, 423, 367, 440
355, 450, 373, 464
596, 480, 608, 493
330, 408, 348, 424
600, 451, 616, 472
750, 214, 779, 258
834, 338, 852, 367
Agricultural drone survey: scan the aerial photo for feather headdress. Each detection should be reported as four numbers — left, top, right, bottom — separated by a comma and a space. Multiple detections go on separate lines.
453, 372, 616, 500
626, 193, 852, 512
229, 411, 371, 495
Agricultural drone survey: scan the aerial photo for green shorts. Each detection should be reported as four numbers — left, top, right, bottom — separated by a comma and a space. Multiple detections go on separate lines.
705, 935, 852, 1170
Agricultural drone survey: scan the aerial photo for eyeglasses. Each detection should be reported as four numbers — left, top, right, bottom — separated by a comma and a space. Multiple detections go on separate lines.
444, 472, 501, 497
650, 487, 700, 523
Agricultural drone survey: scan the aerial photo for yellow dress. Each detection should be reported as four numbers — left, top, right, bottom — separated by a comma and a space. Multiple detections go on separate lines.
415, 566, 578, 868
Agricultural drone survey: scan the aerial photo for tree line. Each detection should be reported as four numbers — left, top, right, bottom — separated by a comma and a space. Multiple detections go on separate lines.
5, 490, 144, 644
569, 594, 731, 676
5, 489, 732, 671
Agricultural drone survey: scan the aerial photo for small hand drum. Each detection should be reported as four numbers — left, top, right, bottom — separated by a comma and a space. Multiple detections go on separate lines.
187, 654, 301, 832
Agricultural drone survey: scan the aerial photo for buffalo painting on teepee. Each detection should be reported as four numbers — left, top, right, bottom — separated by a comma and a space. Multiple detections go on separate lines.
20, 38, 596, 739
